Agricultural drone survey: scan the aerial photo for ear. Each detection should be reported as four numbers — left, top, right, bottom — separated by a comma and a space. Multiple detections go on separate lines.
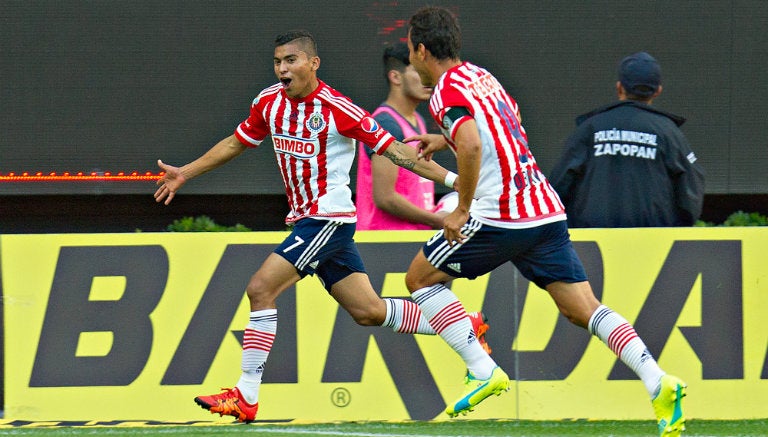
387, 69, 402, 85
311, 56, 320, 71
415, 42, 428, 61
616, 81, 626, 100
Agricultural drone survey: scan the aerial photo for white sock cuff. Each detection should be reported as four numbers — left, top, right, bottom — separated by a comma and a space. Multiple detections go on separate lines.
411, 284, 447, 305
587, 304, 610, 335
382, 298, 398, 328
250, 308, 277, 318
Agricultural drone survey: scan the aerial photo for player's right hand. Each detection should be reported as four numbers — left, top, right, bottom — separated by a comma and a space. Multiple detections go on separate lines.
403, 133, 448, 161
154, 159, 186, 205
442, 208, 469, 246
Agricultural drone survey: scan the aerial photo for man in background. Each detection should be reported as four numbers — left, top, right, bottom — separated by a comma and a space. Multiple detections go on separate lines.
356, 42, 491, 353
356, 42, 446, 230
549, 51, 704, 227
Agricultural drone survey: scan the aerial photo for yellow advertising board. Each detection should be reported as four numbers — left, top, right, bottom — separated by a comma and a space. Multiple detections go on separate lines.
2, 228, 767, 422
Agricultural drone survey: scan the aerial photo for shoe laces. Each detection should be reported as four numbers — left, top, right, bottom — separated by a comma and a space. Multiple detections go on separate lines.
210, 387, 239, 400
209, 388, 244, 413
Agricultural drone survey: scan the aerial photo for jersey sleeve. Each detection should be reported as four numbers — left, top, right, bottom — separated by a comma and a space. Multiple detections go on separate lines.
234, 94, 270, 148
439, 106, 474, 142
431, 83, 474, 141
333, 100, 395, 155
360, 112, 401, 158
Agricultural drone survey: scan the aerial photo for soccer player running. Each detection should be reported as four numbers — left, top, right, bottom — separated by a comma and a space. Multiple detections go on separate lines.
401, 7, 686, 436
155, 29, 490, 423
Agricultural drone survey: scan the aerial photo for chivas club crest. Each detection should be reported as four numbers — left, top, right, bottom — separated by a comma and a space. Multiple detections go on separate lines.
306, 112, 326, 132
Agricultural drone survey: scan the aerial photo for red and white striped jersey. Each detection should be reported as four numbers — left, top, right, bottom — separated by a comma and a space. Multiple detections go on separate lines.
430, 61, 565, 228
235, 80, 395, 224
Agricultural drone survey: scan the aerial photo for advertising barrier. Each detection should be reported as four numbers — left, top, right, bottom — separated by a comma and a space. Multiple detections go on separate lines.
2, 228, 767, 422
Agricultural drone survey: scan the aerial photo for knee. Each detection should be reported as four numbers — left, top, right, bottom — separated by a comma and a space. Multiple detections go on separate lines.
548, 282, 600, 329
558, 307, 589, 329
557, 298, 600, 329
404, 274, 418, 293
404, 271, 428, 293
245, 275, 272, 307
346, 298, 387, 327
404, 251, 446, 293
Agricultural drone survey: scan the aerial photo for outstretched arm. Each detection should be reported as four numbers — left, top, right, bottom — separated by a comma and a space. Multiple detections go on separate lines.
381, 140, 458, 190
154, 135, 247, 205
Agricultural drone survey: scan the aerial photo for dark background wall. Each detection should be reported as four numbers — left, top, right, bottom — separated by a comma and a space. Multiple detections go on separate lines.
1, 0, 767, 232
0, 1, 766, 410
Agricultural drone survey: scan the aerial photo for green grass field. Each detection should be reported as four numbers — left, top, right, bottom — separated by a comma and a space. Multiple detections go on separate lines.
1, 420, 767, 436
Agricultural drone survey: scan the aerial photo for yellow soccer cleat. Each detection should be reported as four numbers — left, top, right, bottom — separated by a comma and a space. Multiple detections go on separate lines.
445, 366, 510, 417
652, 374, 687, 436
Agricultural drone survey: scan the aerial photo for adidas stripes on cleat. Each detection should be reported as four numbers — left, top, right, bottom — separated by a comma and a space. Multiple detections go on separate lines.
445, 366, 510, 417
194, 387, 258, 423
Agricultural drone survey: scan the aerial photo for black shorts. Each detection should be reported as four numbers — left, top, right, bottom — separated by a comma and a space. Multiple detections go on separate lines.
422, 217, 587, 289
274, 218, 365, 291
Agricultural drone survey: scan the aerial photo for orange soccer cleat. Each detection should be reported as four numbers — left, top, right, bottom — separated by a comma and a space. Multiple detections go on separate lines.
194, 387, 258, 423
468, 311, 492, 354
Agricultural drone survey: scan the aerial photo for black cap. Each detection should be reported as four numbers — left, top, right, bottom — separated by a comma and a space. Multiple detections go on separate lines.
618, 51, 661, 97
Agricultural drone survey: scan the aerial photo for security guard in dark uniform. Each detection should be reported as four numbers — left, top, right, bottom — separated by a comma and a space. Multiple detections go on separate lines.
550, 52, 705, 228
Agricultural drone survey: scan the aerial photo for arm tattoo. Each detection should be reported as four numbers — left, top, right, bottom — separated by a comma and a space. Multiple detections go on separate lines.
383, 148, 415, 170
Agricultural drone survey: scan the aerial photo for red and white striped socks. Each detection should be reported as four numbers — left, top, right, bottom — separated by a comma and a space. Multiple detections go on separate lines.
588, 305, 665, 397
237, 308, 277, 404
411, 284, 496, 378
383, 298, 436, 334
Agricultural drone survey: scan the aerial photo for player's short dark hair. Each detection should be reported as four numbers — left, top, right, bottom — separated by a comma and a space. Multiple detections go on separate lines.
382, 42, 410, 83
408, 6, 461, 61
274, 30, 317, 56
